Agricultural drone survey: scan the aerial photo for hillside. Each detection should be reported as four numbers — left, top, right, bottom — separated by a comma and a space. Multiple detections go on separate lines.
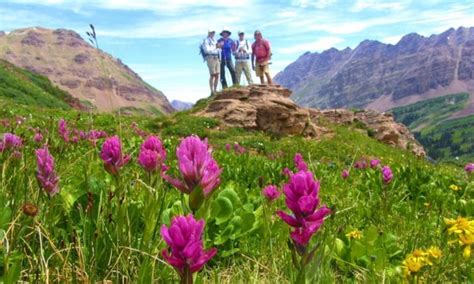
0, 27, 174, 114
0, 59, 82, 109
274, 27, 474, 116
391, 93, 474, 163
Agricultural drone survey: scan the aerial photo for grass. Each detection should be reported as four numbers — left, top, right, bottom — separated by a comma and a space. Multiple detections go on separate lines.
0, 59, 77, 110
0, 97, 473, 283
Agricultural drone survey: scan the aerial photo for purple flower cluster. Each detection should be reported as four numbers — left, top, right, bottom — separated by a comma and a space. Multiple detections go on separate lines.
100, 136, 131, 175
58, 119, 70, 142
354, 159, 368, 169
465, 163, 474, 174
370, 159, 381, 168
163, 136, 221, 197
277, 170, 331, 248
294, 153, 308, 171
161, 214, 217, 278
382, 165, 393, 184
0, 133, 22, 152
262, 185, 281, 202
36, 147, 60, 196
138, 136, 167, 172
33, 132, 43, 143
341, 169, 350, 179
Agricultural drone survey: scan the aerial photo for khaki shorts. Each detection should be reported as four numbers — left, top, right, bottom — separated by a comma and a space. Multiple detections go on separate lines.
206, 56, 220, 75
256, 62, 270, 77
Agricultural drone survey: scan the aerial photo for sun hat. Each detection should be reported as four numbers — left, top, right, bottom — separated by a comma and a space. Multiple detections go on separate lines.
220, 29, 232, 36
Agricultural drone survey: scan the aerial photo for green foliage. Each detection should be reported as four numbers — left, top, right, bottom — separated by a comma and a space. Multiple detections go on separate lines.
0, 59, 73, 109
0, 99, 472, 283
391, 93, 474, 163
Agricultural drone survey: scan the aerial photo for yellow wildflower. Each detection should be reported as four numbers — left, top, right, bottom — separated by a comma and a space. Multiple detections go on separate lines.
402, 250, 430, 277
444, 216, 474, 258
426, 246, 442, 259
444, 217, 474, 235
449, 184, 460, 191
346, 230, 363, 240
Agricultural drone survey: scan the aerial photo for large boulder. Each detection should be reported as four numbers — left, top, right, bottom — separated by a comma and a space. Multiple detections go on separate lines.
197, 85, 326, 137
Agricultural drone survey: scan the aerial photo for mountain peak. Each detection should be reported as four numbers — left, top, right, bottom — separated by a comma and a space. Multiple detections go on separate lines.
0, 27, 173, 114
274, 26, 474, 115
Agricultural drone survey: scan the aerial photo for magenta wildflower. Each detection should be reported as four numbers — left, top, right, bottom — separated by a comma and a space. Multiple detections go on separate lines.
163, 136, 222, 199
294, 153, 308, 171
465, 163, 474, 174
138, 136, 167, 172
100, 136, 131, 175
370, 159, 380, 168
34, 132, 43, 143
382, 165, 393, 184
354, 159, 368, 169
234, 143, 246, 155
277, 170, 331, 248
282, 167, 293, 177
225, 143, 231, 151
341, 169, 349, 179
161, 214, 217, 282
36, 147, 59, 196
0, 133, 22, 152
58, 119, 69, 142
262, 185, 281, 202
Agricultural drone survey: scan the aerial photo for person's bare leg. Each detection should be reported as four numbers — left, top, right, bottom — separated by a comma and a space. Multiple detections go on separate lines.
265, 72, 273, 85
213, 74, 219, 93
259, 76, 265, 84
209, 76, 214, 93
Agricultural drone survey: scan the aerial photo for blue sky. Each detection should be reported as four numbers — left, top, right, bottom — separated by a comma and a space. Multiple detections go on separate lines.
1, 0, 473, 103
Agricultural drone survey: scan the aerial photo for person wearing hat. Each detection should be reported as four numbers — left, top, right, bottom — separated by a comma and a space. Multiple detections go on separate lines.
202, 29, 220, 94
217, 29, 237, 89
234, 31, 253, 86
251, 30, 273, 85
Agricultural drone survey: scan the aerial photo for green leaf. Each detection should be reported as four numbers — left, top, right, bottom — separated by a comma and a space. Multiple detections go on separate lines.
211, 197, 233, 225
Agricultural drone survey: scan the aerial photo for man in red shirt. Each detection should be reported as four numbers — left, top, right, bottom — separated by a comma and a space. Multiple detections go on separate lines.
251, 30, 272, 85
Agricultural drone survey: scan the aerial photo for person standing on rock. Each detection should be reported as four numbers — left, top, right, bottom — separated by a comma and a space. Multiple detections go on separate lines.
251, 30, 272, 85
234, 31, 253, 86
218, 29, 237, 89
202, 29, 221, 94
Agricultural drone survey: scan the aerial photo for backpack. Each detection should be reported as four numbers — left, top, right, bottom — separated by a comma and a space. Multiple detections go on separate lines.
199, 39, 207, 62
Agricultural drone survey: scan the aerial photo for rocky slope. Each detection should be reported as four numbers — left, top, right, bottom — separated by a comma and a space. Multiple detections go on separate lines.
0, 27, 173, 114
197, 85, 425, 156
274, 27, 474, 115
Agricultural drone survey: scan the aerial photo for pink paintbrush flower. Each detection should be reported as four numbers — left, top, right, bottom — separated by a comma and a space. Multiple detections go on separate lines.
36, 147, 60, 196
100, 136, 131, 175
138, 136, 167, 172
161, 214, 217, 282
277, 170, 331, 248
262, 185, 281, 202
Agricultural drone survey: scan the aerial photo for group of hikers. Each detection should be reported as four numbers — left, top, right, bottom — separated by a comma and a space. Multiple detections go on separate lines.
200, 29, 273, 94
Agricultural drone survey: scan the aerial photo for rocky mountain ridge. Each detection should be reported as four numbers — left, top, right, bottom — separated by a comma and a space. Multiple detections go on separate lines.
0, 27, 174, 114
197, 85, 425, 156
274, 27, 474, 115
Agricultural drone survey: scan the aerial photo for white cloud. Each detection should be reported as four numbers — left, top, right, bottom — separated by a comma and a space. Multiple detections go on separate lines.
278, 37, 344, 54
351, 0, 409, 12
292, 0, 337, 9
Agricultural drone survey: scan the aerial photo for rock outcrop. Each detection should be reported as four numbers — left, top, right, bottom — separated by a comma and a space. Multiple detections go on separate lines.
198, 85, 425, 156
317, 109, 426, 156
274, 27, 474, 117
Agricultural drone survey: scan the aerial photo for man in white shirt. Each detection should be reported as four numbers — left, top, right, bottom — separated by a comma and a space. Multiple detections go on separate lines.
202, 29, 221, 94
234, 31, 253, 85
